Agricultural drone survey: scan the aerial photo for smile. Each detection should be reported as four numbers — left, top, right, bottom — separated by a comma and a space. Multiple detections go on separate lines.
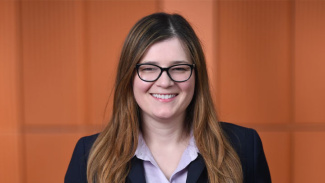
151, 94, 177, 99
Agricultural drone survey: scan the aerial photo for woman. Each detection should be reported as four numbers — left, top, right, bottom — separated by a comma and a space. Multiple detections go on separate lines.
65, 13, 271, 183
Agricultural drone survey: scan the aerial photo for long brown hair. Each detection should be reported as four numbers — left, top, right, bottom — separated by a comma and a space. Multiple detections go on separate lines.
87, 12, 243, 183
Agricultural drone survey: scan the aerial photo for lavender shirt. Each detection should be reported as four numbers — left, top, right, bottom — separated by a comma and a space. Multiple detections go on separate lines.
134, 134, 199, 183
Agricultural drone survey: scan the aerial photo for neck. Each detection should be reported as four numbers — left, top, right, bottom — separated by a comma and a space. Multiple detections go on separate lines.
141, 114, 189, 148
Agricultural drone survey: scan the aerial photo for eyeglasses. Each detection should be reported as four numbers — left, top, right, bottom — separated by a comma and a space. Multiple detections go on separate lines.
135, 63, 195, 82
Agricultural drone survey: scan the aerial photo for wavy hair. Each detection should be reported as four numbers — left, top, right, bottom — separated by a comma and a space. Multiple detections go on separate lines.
87, 12, 243, 183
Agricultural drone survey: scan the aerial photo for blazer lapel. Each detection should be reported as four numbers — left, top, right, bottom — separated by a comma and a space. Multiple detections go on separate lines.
127, 157, 146, 183
186, 154, 207, 183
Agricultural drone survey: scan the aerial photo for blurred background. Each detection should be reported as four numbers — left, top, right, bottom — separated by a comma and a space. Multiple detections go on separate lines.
1, 0, 325, 182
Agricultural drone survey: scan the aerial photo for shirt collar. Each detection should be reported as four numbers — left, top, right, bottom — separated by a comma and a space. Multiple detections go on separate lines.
134, 133, 152, 161
134, 132, 199, 161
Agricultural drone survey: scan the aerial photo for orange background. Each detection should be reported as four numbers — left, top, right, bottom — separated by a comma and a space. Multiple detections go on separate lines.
1, 0, 325, 183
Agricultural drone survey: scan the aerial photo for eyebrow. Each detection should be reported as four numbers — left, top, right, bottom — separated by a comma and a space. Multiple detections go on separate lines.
141, 60, 190, 65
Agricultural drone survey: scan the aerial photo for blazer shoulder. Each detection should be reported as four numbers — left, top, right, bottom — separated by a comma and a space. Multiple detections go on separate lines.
79, 133, 99, 152
220, 122, 261, 148
220, 122, 271, 183
65, 133, 99, 183
73, 133, 99, 159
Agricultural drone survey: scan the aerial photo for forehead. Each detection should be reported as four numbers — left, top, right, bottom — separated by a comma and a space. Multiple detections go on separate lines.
139, 37, 191, 65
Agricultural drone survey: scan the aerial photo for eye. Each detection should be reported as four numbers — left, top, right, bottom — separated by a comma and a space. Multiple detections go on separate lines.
170, 65, 191, 72
139, 65, 159, 72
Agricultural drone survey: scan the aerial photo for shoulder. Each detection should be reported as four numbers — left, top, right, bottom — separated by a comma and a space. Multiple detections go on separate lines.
77, 133, 99, 152
219, 122, 260, 161
220, 121, 255, 136
220, 122, 258, 147
72, 133, 99, 162
71, 133, 99, 160
65, 133, 99, 183
219, 122, 271, 183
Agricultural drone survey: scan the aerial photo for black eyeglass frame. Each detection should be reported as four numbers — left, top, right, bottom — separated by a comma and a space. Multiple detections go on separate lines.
135, 63, 195, 82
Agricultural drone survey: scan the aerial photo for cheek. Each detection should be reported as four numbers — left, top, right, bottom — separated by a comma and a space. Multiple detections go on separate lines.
186, 73, 196, 92
133, 77, 151, 91
133, 77, 152, 101
179, 77, 195, 98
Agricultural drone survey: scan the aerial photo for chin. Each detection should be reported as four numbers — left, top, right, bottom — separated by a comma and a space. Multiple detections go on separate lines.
154, 114, 174, 120
152, 111, 175, 120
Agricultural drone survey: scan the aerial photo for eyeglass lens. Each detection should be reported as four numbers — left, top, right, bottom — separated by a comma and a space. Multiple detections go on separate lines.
137, 64, 193, 82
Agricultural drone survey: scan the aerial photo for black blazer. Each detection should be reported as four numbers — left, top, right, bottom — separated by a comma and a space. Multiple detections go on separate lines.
65, 122, 271, 183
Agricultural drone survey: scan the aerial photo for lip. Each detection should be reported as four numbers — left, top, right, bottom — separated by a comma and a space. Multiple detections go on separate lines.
151, 93, 178, 102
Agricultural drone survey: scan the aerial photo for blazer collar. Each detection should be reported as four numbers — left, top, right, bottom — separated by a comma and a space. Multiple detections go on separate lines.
127, 157, 146, 183
186, 154, 207, 183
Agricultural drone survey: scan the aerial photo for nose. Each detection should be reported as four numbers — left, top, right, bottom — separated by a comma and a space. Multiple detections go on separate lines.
155, 70, 174, 87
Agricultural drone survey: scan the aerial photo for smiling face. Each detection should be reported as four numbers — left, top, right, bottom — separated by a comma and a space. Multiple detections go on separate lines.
133, 37, 195, 123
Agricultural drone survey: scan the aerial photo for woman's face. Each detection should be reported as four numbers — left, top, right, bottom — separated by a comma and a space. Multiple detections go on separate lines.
133, 37, 195, 122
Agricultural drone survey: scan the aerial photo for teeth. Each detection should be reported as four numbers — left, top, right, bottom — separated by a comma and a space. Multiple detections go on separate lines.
152, 94, 176, 99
